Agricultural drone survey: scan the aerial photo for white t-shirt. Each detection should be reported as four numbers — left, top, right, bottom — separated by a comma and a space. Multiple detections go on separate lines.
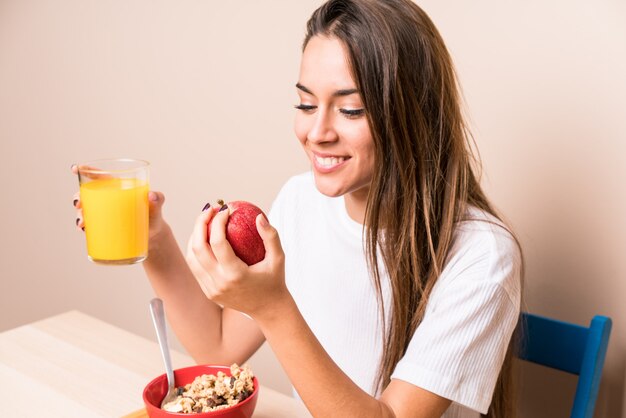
268, 172, 521, 417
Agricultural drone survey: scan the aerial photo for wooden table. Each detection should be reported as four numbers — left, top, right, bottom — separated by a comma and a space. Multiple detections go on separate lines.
0, 311, 310, 417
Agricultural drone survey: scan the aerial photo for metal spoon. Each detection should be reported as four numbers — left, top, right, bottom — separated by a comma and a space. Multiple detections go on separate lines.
149, 298, 179, 408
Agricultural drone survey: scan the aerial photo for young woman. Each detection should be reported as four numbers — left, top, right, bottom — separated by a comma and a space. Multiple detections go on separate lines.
74, 1, 521, 417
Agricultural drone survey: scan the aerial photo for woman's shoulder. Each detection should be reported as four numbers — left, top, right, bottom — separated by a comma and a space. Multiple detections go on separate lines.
272, 171, 317, 205
441, 206, 522, 303
453, 206, 520, 258
280, 171, 315, 193
269, 171, 318, 224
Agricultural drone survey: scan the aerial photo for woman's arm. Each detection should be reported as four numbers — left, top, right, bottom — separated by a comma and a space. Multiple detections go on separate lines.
255, 294, 451, 418
71, 165, 264, 365
189, 208, 452, 418
143, 219, 264, 365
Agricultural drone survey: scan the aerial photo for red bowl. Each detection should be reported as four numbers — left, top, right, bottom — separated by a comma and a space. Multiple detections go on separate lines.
143, 365, 259, 418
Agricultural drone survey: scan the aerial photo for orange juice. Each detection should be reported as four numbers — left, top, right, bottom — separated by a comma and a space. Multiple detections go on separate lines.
80, 177, 149, 264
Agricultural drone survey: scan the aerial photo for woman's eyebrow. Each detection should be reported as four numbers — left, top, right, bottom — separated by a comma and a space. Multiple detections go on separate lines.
296, 83, 313, 95
296, 83, 359, 97
333, 88, 358, 97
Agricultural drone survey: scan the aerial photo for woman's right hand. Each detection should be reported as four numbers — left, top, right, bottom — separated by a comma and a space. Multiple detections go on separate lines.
70, 164, 169, 241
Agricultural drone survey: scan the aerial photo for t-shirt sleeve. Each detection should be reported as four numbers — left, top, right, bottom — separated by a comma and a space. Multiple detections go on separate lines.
268, 176, 296, 234
268, 173, 308, 248
390, 224, 521, 414
268, 189, 284, 234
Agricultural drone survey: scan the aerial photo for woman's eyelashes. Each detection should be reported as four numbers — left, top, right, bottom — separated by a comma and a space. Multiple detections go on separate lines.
339, 108, 365, 118
294, 104, 365, 119
294, 104, 316, 112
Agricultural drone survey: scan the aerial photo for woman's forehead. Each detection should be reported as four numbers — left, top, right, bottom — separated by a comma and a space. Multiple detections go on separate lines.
299, 35, 356, 90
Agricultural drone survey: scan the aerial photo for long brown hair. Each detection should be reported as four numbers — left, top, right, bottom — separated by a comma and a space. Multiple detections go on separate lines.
304, 1, 519, 417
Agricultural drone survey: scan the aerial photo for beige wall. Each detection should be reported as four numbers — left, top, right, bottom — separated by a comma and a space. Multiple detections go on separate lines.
1, 1, 624, 417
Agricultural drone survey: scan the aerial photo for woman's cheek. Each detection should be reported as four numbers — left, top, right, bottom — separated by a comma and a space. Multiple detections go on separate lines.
294, 115, 309, 146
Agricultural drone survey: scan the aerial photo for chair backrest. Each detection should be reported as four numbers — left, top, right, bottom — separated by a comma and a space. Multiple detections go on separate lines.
517, 312, 612, 418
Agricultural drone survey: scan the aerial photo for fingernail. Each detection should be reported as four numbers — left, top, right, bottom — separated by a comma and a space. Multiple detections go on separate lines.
202, 202, 211, 212
73, 199, 78, 207
219, 204, 228, 212
76, 218, 80, 226
259, 214, 269, 227
81, 227, 85, 232
148, 192, 158, 202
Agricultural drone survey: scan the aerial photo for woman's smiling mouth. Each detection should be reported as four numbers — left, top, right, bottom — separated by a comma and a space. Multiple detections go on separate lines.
312, 152, 350, 172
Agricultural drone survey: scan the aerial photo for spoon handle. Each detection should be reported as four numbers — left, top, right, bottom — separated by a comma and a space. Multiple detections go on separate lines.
149, 298, 175, 389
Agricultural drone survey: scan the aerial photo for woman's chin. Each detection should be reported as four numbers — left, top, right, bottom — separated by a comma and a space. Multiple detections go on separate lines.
313, 176, 345, 198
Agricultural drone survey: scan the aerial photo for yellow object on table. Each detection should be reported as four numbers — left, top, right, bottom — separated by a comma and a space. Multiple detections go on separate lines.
122, 409, 149, 418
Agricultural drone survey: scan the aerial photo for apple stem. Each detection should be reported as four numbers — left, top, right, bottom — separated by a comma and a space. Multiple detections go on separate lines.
217, 199, 225, 206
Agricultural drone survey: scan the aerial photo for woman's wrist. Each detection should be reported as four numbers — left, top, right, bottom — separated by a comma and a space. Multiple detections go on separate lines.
148, 221, 173, 249
252, 288, 297, 328
144, 223, 180, 270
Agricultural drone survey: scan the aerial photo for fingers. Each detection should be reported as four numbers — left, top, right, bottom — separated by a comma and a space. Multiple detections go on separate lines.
148, 191, 165, 221
188, 210, 225, 298
71, 191, 84, 231
75, 216, 84, 231
186, 237, 217, 298
71, 165, 83, 230
207, 207, 242, 268
255, 213, 284, 264
190, 209, 218, 269
73, 164, 112, 180
72, 191, 81, 209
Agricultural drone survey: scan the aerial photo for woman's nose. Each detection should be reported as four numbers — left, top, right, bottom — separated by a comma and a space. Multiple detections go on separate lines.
307, 110, 338, 144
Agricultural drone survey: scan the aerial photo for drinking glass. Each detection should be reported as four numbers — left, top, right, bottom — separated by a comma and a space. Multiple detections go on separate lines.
77, 158, 150, 265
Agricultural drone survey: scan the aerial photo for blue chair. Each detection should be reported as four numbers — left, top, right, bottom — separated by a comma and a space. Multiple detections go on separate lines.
517, 312, 612, 418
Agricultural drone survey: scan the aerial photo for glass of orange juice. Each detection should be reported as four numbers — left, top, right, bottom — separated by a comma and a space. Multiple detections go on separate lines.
77, 159, 150, 265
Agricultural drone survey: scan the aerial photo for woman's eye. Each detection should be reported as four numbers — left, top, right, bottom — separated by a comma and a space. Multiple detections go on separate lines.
294, 104, 316, 112
339, 108, 366, 118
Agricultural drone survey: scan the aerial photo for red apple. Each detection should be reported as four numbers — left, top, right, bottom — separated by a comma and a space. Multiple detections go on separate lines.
207, 200, 266, 265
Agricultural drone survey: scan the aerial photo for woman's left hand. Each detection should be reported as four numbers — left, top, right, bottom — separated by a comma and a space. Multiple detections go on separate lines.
186, 206, 288, 318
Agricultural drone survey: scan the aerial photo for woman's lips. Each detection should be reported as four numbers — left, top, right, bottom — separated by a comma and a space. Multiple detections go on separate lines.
312, 153, 350, 173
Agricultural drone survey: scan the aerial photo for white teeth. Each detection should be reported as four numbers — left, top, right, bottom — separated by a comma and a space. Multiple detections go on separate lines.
315, 155, 345, 168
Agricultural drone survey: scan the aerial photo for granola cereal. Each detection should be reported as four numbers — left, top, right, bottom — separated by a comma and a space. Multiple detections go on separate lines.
162, 364, 255, 414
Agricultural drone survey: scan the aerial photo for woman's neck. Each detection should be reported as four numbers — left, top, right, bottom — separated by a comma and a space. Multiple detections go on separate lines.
344, 187, 369, 224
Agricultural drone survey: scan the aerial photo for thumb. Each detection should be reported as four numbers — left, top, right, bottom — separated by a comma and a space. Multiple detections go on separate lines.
256, 213, 283, 262
148, 191, 165, 221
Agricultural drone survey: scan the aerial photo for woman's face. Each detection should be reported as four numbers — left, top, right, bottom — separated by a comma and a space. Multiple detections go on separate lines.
294, 35, 375, 200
